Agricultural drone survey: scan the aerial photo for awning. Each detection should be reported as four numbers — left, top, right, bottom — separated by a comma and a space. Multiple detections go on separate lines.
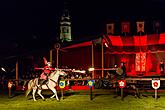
108, 33, 165, 46
61, 33, 165, 51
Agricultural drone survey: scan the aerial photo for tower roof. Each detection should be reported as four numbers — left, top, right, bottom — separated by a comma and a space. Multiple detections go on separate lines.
61, 10, 70, 22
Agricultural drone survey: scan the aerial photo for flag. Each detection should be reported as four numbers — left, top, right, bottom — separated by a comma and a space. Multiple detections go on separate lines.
59, 80, 65, 89
106, 23, 114, 34
121, 22, 130, 33
93, 37, 102, 45
153, 21, 160, 33
136, 21, 145, 33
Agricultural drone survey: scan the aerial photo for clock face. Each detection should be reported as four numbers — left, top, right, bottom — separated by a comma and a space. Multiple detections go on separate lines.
54, 43, 60, 49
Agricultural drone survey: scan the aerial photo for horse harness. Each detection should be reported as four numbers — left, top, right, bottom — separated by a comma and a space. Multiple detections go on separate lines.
49, 78, 58, 84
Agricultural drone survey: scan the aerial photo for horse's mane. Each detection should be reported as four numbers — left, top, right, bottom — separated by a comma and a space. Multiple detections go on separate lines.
49, 71, 57, 78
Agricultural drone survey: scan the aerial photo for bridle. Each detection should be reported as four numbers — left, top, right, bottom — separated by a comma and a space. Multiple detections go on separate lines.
49, 78, 57, 83
49, 70, 66, 83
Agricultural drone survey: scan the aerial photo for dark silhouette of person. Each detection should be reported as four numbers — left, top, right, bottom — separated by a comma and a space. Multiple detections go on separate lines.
160, 60, 164, 76
121, 62, 126, 79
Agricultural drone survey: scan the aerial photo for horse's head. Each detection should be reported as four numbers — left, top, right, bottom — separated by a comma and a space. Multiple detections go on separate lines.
49, 70, 67, 82
56, 70, 67, 76
60, 70, 67, 76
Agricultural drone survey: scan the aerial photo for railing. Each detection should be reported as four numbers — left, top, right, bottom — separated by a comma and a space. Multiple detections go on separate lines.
2, 77, 165, 92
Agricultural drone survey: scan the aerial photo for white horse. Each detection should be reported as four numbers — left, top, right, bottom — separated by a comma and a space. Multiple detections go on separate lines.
25, 70, 67, 101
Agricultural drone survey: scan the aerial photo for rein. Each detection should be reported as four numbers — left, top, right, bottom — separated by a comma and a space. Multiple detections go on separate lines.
48, 70, 65, 84
49, 78, 57, 83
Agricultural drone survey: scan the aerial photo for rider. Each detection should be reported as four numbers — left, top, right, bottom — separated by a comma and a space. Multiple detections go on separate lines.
38, 57, 53, 89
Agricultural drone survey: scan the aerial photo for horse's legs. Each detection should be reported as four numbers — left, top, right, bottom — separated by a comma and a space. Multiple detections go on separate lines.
50, 88, 59, 101
22, 80, 27, 90
50, 94, 56, 98
37, 89, 45, 100
32, 87, 37, 101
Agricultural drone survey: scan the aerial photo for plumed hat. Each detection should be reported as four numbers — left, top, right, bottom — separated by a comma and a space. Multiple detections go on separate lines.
43, 57, 48, 65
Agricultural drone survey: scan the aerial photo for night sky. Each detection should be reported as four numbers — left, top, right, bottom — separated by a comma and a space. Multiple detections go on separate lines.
0, 0, 165, 61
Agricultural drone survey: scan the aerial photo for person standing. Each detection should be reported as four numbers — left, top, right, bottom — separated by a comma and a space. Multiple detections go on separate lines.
160, 60, 164, 76
121, 62, 126, 79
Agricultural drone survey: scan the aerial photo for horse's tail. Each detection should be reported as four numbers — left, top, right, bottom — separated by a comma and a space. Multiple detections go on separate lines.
25, 78, 38, 97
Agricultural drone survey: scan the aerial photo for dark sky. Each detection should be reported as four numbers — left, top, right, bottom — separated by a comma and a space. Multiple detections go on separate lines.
0, 0, 165, 60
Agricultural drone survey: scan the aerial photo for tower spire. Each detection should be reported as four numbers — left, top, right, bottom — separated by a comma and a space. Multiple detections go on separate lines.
60, 1, 72, 42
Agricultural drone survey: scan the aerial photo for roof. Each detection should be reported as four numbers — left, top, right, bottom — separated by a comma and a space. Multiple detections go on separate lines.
107, 33, 165, 46
61, 33, 165, 53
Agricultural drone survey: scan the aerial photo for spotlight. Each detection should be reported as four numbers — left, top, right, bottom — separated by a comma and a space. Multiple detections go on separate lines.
1, 67, 6, 72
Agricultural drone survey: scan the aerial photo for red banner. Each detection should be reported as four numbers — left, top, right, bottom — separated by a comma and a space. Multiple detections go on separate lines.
121, 22, 130, 33
153, 21, 160, 33
136, 21, 145, 33
106, 23, 114, 34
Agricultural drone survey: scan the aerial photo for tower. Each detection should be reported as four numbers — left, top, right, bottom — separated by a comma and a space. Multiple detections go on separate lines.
60, 7, 72, 42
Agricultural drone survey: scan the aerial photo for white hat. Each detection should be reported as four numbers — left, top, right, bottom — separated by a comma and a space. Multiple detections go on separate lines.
47, 62, 52, 67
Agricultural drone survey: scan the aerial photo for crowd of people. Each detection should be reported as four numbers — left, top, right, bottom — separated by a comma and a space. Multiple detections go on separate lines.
64, 72, 92, 86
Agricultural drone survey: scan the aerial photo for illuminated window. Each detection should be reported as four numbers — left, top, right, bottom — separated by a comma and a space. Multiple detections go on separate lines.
62, 27, 68, 33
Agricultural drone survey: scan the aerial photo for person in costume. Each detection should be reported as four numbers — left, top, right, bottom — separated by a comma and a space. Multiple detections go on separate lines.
120, 62, 126, 79
38, 57, 53, 89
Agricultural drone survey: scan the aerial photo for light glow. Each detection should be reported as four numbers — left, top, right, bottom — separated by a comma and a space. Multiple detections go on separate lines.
88, 67, 94, 71
104, 42, 108, 47
1, 67, 6, 72
135, 53, 146, 72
